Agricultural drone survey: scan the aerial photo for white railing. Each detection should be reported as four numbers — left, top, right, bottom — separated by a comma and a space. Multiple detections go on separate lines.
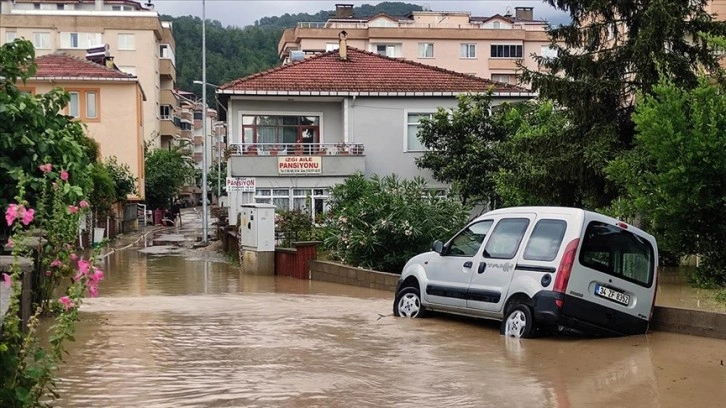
296, 21, 531, 30
227, 142, 364, 156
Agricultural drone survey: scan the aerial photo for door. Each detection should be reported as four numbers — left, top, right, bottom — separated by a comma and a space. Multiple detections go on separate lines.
467, 216, 534, 313
423, 220, 493, 308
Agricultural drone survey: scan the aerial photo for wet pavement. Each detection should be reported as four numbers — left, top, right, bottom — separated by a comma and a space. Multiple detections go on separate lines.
43, 207, 726, 407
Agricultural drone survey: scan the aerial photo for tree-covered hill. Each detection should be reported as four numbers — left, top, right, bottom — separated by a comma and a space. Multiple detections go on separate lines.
166, 2, 422, 106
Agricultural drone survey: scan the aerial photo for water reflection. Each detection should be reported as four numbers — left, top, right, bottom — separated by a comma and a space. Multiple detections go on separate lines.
52, 247, 726, 408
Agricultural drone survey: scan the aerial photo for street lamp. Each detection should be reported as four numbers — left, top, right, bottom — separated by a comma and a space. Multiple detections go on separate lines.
201, 0, 208, 244
193, 80, 226, 204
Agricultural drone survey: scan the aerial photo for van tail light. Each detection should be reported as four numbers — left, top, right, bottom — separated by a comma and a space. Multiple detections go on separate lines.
554, 238, 580, 295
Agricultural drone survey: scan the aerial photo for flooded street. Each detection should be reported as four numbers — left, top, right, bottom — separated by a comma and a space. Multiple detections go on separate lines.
53, 237, 726, 408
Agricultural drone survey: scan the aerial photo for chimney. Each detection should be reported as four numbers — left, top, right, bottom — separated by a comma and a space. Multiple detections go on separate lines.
335, 4, 354, 19
338, 30, 348, 60
515, 6, 534, 21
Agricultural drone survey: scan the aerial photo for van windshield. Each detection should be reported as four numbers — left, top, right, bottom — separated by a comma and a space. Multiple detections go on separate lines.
579, 221, 655, 287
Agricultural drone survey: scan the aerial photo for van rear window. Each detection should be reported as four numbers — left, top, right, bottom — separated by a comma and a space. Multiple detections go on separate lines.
579, 221, 655, 287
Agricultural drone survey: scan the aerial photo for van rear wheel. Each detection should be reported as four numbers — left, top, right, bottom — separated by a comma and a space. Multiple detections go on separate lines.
501, 304, 535, 338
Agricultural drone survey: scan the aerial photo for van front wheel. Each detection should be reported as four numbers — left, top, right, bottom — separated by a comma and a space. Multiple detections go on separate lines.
501, 304, 535, 338
393, 287, 427, 318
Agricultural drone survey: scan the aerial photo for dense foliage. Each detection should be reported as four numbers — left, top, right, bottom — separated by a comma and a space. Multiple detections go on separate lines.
165, 2, 422, 104
517, 0, 726, 209
607, 76, 726, 287
322, 174, 469, 273
144, 148, 195, 210
415, 93, 506, 207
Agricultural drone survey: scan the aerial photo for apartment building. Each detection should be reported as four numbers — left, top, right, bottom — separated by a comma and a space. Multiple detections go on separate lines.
0, 0, 179, 150
278, 4, 554, 85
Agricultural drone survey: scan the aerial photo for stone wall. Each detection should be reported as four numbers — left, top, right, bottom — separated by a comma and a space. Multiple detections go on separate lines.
309, 260, 399, 291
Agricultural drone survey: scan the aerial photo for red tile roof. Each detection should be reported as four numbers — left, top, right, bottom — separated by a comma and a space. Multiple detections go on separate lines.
33, 54, 136, 80
219, 47, 532, 95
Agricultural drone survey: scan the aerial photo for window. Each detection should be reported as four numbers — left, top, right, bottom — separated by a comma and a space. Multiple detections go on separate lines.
491, 74, 511, 84
68, 92, 80, 117
5, 32, 17, 44
118, 33, 135, 50
193, 111, 203, 120
32, 32, 50, 49
541, 45, 558, 59
374, 44, 397, 57
57, 3, 64, 10
65, 89, 99, 121
60, 32, 102, 49
460, 43, 476, 58
325, 42, 339, 51
446, 220, 493, 257
112, 5, 134, 11
579, 221, 655, 286
418, 43, 434, 58
483, 218, 530, 259
85, 91, 97, 119
406, 112, 433, 152
490, 44, 523, 58
160, 105, 172, 120
241, 115, 320, 148
523, 220, 567, 261
493, 21, 501, 29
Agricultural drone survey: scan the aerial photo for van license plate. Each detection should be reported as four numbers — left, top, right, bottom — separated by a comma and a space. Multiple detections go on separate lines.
594, 284, 630, 305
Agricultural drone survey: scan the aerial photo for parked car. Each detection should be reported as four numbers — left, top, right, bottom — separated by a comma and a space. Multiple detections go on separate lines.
393, 206, 658, 338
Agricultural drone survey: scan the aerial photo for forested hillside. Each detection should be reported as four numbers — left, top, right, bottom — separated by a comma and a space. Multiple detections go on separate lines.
166, 2, 422, 105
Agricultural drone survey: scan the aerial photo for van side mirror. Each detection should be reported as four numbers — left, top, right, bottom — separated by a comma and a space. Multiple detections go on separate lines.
432, 240, 444, 254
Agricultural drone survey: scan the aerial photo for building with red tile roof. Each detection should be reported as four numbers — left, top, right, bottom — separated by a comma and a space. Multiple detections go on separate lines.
221, 43, 536, 224
24, 53, 146, 201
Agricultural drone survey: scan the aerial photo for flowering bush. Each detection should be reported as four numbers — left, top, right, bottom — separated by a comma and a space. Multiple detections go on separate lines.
1, 166, 104, 406
321, 174, 470, 273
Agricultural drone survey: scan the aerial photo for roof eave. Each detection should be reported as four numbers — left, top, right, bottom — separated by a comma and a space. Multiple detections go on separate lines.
218, 89, 537, 98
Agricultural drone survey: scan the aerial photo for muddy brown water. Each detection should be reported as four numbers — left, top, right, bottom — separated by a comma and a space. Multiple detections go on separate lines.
51, 247, 726, 408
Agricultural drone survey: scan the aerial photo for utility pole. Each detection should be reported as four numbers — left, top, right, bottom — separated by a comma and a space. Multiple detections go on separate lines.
201, 0, 208, 244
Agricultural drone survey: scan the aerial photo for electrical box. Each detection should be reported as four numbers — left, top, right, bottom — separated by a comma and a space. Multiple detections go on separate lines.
239, 203, 276, 251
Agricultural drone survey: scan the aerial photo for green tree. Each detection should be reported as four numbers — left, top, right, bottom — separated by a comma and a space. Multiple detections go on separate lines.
88, 164, 117, 219
607, 76, 726, 287
494, 100, 592, 207
322, 174, 469, 273
519, 0, 726, 209
415, 93, 505, 206
0, 40, 95, 211
144, 148, 194, 210
207, 161, 228, 197
104, 156, 137, 202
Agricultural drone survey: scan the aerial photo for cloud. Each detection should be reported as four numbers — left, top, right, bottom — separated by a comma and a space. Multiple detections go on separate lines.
150, 0, 569, 28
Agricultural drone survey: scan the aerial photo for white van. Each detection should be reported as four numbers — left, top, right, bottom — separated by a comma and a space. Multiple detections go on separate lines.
393, 207, 658, 338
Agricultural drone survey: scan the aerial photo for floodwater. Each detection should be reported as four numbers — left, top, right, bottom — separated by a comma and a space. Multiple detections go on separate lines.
52, 239, 726, 408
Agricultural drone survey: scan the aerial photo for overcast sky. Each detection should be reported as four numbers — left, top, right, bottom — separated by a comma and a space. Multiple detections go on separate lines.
149, 0, 569, 28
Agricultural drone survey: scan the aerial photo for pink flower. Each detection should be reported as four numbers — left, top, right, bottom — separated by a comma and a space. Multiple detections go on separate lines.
21, 207, 34, 226
87, 284, 99, 298
45, 270, 52, 277
60, 170, 69, 181
58, 296, 73, 311
70, 253, 78, 261
91, 268, 104, 283
50, 259, 63, 268
67, 205, 79, 214
2, 273, 11, 288
6, 237, 13, 249
5, 203, 18, 226
78, 259, 90, 276
79, 200, 90, 209
39, 163, 52, 173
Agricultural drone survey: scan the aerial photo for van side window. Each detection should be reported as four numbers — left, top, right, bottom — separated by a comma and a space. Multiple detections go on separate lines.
579, 221, 655, 286
446, 220, 493, 257
523, 219, 567, 261
482, 218, 530, 259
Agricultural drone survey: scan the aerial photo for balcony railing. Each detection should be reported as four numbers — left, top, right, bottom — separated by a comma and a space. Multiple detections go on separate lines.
227, 142, 365, 156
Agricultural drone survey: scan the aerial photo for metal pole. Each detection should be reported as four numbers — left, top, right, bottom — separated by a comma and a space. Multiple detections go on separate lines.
217, 126, 221, 200
201, 0, 208, 244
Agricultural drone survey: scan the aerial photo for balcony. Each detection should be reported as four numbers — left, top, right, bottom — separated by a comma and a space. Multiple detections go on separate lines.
228, 142, 365, 178
488, 58, 522, 71
160, 58, 176, 80
160, 89, 178, 107
160, 118, 180, 137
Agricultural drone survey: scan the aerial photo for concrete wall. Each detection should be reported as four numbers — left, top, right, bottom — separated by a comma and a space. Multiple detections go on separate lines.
310, 260, 399, 292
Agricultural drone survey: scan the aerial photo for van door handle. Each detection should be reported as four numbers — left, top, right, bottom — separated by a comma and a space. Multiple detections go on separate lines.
477, 262, 486, 274
463, 261, 473, 268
